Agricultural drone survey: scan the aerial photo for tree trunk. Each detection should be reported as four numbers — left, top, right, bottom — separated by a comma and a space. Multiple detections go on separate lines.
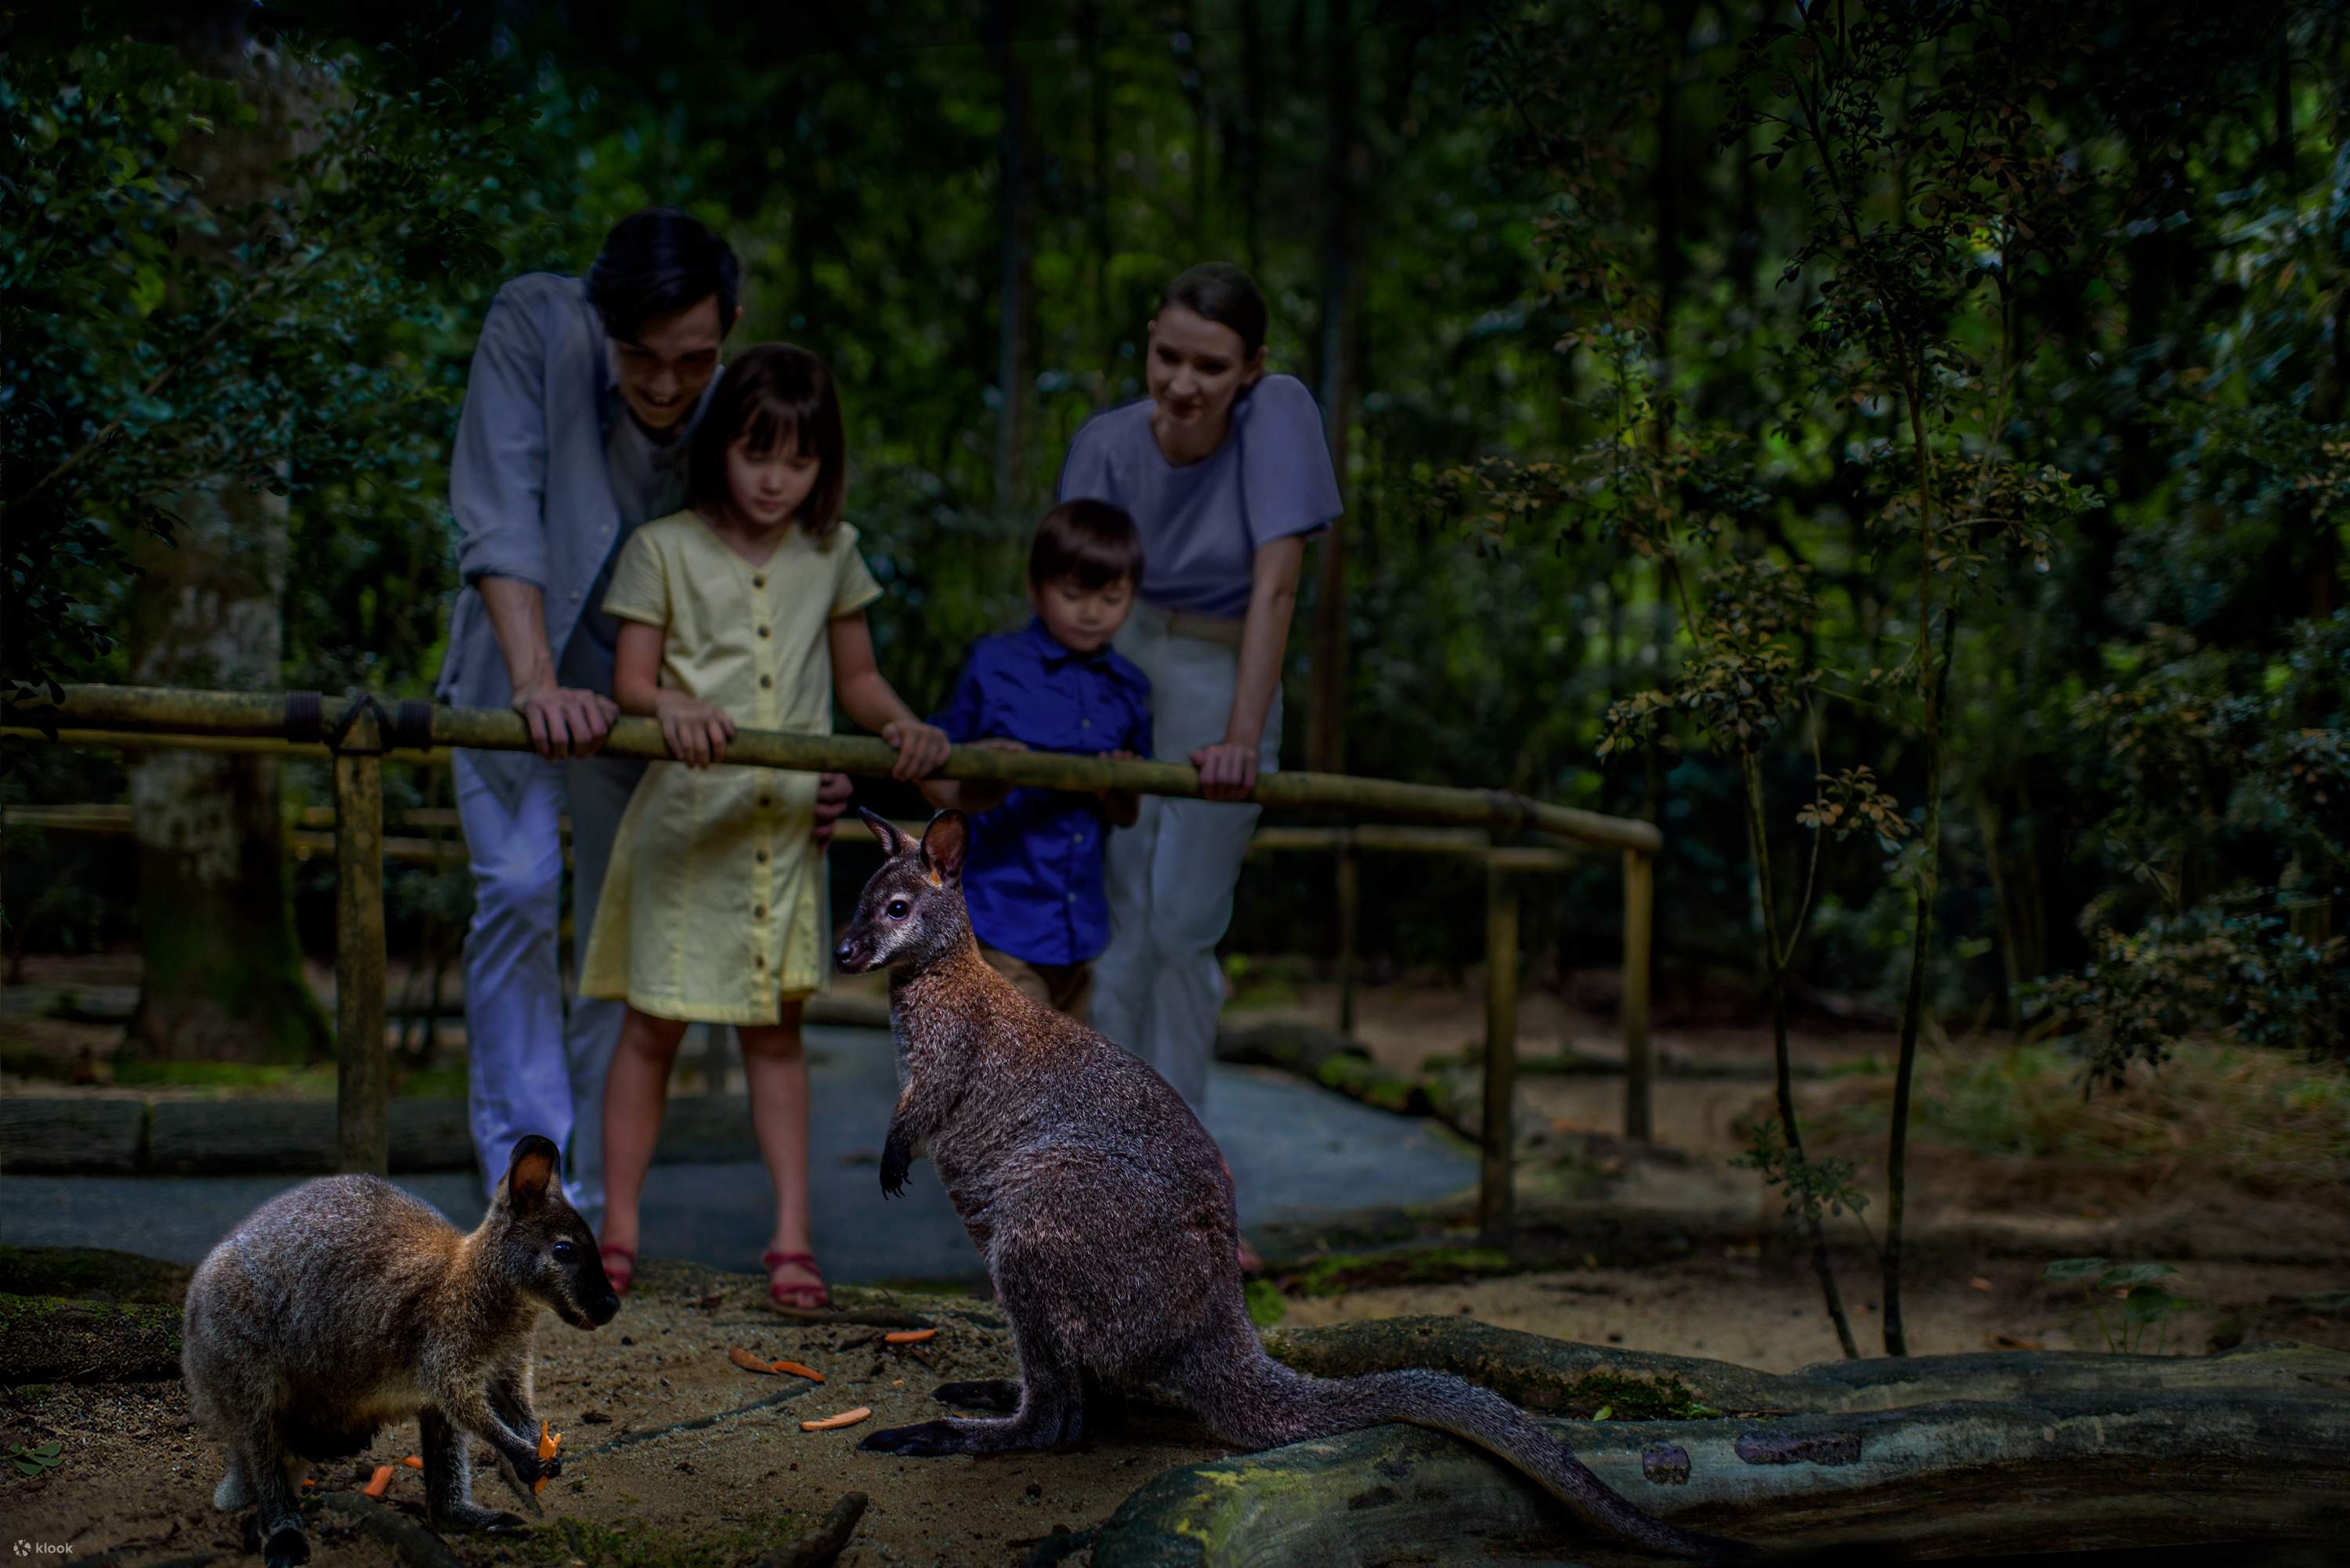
1307, 0, 1363, 775
1741, 751, 1860, 1359
988, 0, 1030, 511
122, 19, 327, 1066
1097, 1324, 2350, 1565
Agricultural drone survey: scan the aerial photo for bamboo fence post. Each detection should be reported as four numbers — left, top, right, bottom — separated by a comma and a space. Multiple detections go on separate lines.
1336, 833, 1360, 1037
334, 712, 389, 1176
1622, 847, 1654, 1143
1478, 855, 1520, 1244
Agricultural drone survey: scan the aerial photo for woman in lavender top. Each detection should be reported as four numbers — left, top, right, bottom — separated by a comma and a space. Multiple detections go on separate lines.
1055, 263, 1343, 1107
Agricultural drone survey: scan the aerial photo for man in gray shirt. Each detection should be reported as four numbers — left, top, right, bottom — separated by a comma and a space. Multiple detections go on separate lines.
436, 209, 848, 1233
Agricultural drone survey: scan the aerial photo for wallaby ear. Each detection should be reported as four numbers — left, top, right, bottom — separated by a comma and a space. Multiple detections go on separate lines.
504, 1134, 562, 1211
918, 810, 970, 887
858, 806, 906, 857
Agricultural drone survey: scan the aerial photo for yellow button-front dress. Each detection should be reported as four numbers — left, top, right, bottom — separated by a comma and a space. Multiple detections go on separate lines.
579, 510, 883, 1023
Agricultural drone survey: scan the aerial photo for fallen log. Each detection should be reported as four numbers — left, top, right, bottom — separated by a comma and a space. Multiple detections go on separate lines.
1094, 1326, 2350, 1564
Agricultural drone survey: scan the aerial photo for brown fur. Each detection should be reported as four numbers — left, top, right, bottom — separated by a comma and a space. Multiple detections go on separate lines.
833, 811, 1748, 1559
182, 1136, 616, 1567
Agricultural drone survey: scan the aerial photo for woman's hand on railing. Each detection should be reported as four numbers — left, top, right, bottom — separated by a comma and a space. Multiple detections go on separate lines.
811, 772, 853, 847
1189, 739, 1259, 802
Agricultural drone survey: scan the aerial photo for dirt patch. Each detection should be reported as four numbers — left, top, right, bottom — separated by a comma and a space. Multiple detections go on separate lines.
2, 1260, 1230, 1568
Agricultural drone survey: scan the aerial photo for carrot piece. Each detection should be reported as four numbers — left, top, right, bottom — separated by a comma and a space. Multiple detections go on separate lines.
768, 1359, 826, 1382
538, 1421, 562, 1461
300, 1477, 317, 1489
730, 1344, 779, 1374
799, 1406, 872, 1432
883, 1328, 938, 1344
361, 1464, 394, 1498
400, 1455, 424, 1469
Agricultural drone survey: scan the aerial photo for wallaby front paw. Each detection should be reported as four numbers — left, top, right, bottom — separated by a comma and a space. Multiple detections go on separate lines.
491, 1448, 548, 1516
262, 1525, 311, 1568
933, 1378, 1019, 1413
879, 1129, 913, 1199
859, 1418, 968, 1457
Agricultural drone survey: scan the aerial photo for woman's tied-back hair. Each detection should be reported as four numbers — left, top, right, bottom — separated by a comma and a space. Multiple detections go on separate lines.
588, 208, 742, 342
1029, 499, 1144, 593
689, 343, 848, 538
1157, 262, 1267, 359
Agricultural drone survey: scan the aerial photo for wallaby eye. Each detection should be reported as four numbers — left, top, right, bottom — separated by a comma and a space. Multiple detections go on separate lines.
552, 1240, 576, 1261
886, 898, 910, 919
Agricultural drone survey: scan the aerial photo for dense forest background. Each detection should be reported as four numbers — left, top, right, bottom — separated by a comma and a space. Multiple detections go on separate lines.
5, 0, 2345, 1073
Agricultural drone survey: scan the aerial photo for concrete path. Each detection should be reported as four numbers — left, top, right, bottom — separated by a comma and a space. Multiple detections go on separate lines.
1, 1025, 1473, 1282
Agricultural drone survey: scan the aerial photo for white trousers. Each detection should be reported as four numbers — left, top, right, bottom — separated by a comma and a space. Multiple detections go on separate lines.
1090, 607, 1280, 1107
453, 749, 642, 1231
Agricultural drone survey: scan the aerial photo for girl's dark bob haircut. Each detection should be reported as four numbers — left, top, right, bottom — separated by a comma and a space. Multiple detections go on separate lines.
688, 343, 847, 537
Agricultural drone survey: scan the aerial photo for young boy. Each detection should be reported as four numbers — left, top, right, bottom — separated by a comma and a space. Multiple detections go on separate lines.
923, 500, 1152, 1019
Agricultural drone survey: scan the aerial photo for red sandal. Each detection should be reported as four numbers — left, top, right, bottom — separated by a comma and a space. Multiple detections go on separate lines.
599, 1244, 637, 1298
763, 1249, 830, 1310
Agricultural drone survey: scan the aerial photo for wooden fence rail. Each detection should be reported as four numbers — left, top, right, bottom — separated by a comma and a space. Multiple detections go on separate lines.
4, 684, 1664, 1239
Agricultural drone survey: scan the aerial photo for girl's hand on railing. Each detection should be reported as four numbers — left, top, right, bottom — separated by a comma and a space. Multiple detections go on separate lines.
881, 718, 953, 781
655, 695, 735, 768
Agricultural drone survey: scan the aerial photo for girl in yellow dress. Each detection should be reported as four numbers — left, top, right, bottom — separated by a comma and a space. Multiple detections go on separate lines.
581, 343, 949, 1309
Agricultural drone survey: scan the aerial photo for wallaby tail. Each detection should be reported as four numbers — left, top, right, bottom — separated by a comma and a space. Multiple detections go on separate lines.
1187, 1348, 1752, 1560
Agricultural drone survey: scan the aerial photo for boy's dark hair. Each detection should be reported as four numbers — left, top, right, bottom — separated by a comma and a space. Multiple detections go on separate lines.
689, 343, 848, 537
1157, 262, 1267, 359
1030, 499, 1144, 592
588, 208, 741, 342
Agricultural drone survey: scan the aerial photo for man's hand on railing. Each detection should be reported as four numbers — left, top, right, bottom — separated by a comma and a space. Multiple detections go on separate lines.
512, 681, 619, 760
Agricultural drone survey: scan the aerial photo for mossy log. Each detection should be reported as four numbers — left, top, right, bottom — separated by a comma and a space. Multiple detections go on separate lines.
1093, 1324, 2350, 1564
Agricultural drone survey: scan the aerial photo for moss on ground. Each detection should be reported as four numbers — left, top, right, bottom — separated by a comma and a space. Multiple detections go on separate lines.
0, 1245, 190, 1306
507, 1511, 811, 1568
1278, 1246, 1519, 1299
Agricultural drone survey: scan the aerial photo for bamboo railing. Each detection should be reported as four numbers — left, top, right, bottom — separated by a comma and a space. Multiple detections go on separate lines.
4, 684, 1664, 1240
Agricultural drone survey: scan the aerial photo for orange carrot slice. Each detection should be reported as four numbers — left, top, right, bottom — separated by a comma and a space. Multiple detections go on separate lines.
361, 1464, 394, 1498
799, 1406, 872, 1432
400, 1454, 423, 1469
768, 1359, 826, 1382
300, 1477, 316, 1489
883, 1328, 938, 1344
730, 1344, 779, 1374
537, 1421, 562, 1461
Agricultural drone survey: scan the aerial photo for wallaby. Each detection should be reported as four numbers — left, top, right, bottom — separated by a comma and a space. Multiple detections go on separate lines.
833, 810, 1749, 1560
182, 1136, 618, 1568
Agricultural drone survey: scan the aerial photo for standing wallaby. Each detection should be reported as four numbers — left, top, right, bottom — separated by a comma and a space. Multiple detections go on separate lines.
182, 1136, 617, 1568
834, 810, 1748, 1560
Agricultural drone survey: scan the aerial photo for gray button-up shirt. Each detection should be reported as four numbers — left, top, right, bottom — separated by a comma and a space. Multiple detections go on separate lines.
435, 273, 716, 798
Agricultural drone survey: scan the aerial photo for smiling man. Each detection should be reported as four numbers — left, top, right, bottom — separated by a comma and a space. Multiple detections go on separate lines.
435, 208, 850, 1233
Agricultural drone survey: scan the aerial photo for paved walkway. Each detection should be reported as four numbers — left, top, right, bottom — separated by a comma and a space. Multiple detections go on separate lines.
2, 1025, 1473, 1282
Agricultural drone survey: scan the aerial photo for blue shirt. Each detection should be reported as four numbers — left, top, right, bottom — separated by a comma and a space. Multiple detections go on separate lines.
1056, 374, 1342, 617
930, 620, 1154, 966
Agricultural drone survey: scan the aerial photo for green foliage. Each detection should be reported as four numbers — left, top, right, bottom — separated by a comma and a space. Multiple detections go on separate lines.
7, 1440, 64, 1478
1737, 1117, 1871, 1233
2042, 1259, 2194, 1355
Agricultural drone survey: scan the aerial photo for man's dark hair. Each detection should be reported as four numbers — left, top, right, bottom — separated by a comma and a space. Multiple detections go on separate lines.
688, 343, 848, 538
1029, 499, 1144, 592
588, 208, 741, 341
1157, 262, 1267, 359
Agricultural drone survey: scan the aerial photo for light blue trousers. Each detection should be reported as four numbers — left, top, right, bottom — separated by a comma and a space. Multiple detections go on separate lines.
453, 750, 642, 1232
1089, 607, 1281, 1107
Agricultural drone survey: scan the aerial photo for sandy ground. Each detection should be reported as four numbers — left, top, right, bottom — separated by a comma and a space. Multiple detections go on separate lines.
4, 1263, 1227, 1568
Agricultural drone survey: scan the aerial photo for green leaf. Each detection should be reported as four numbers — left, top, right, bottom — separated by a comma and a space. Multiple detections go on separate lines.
2041, 1257, 2109, 1283
1593, 1404, 1613, 1422
2100, 1263, 2178, 1288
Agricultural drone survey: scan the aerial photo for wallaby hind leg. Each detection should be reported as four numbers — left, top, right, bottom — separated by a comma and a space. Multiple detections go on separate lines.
419, 1408, 528, 1534
933, 1374, 1127, 1431
865, 1276, 1087, 1457
237, 1438, 308, 1568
